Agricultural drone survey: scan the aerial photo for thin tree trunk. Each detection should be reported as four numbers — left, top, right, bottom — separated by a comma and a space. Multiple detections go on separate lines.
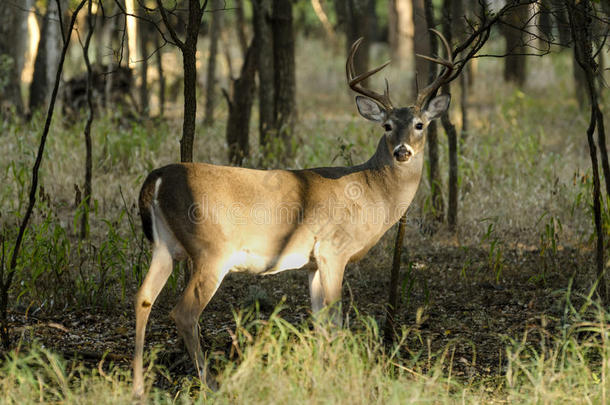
253, 0, 275, 149
501, 4, 528, 85
204, 3, 222, 126
0, 0, 30, 116
460, 67, 468, 143
157, 0, 207, 162
182, 46, 198, 162
567, 0, 607, 301
103, 12, 121, 109
272, 0, 297, 148
444, 113, 458, 232
1, 0, 87, 351
388, 0, 413, 70
224, 41, 257, 166
154, 34, 165, 117
441, 0, 458, 233
138, 5, 149, 117
80, 0, 96, 239
30, 0, 65, 112
538, 0, 553, 44
343, 0, 372, 84
384, 215, 407, 344
552, 0, 572, 46
423, 0, 444, 224
413, 0, 430, 96
235, 0, 249, 57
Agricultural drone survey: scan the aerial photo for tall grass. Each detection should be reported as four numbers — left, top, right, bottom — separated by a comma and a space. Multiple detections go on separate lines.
1, 297, 608, 404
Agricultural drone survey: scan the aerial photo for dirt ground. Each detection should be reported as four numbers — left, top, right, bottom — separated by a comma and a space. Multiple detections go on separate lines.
6, 228, 596, 386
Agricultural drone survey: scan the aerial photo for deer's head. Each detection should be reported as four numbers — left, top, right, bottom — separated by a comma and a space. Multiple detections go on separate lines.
347, 30, 453, 164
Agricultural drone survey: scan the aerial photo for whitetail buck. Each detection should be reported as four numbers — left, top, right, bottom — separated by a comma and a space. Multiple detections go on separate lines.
133, 30, 454, 396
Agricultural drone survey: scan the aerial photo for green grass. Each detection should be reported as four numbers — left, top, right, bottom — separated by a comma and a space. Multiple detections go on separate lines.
1, 299, 609, 404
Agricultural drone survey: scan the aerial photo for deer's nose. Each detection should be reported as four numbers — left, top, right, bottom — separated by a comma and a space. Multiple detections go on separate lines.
393, 144, 413, 162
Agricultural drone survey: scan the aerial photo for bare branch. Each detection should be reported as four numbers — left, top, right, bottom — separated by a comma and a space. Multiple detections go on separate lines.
156, 0, 185, 49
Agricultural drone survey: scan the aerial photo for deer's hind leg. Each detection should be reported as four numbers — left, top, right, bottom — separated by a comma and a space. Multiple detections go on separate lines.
170, 250, 228, 388
133, 241, 174, 398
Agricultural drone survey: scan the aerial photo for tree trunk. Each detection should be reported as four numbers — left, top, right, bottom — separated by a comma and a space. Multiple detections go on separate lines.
253, 0, 275, 148
137, 4, 149, 117
423, 0, 444, 224
30, 0, 65, 112
181, 0, 205, 162
384, 215, 407, 343
154, 34, 165, 117
80, 0, 95, 239
441, 0, 458, 233
342, 0, 373, 84
0, 0, 30, 116
460, 66, 468, 142
225, 41, 257, 166
103, 8, 121, 109
388, 0, 413, 70
204, 1, 222, 126
182, 46, 198, 162
573, 52, 587, 106
501, 3, 528, 85
552, 0, 572, 46
272, 0, 297, 149
538, 0, 553, 44
567, 0, 608, 301
235, 0, 249, 56
412, 0, 430, 96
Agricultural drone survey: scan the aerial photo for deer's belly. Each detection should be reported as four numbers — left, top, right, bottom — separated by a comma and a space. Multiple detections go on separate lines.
223, 249, 315, 275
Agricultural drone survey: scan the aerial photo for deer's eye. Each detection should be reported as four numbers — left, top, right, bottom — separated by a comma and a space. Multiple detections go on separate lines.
415, 122, 424, 130
383, 123, 392, 131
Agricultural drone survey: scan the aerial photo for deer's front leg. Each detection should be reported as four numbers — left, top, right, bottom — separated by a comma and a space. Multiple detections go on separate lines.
314, 245, 348, 326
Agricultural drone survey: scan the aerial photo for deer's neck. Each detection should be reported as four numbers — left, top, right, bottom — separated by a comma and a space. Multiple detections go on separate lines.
358, 135, 424, 222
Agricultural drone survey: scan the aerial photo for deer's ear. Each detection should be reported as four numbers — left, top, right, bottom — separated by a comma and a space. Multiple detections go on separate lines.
424, 94, 451, 121
356, 96, 386, 123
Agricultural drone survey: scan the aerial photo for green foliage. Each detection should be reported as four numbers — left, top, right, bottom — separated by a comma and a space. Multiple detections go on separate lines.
481, 219, 504, 284
2, 297, 610, 404
533, 212, 563, 284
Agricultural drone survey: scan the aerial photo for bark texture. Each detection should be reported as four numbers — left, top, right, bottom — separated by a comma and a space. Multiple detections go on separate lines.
272, 0, 297, 146
0, 0, 30, 115
225, 42, 257, 166
30, 0, 65, 112
388, 0, 413, 69
501, 3, 529, 85
423, 0, 444, 224
204, 1, 222, 126
253, 0, 275, 147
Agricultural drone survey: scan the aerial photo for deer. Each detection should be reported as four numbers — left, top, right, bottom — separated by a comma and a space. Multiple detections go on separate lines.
132, 29, 454, 397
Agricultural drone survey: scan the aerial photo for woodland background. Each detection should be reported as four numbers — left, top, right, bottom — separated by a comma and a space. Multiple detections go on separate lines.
0, 0, 609, 403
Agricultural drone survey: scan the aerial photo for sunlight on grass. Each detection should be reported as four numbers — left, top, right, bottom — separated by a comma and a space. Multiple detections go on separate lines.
1, 298, 608, 404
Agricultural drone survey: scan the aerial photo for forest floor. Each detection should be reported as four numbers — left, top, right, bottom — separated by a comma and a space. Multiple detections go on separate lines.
6, 234, 596, 392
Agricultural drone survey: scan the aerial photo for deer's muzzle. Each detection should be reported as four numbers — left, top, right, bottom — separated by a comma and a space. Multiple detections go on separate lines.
393, 144, 413, 162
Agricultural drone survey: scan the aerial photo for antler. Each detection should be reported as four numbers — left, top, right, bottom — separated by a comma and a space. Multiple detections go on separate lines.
415, 29, 454, 111
346, 37, 394, 111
